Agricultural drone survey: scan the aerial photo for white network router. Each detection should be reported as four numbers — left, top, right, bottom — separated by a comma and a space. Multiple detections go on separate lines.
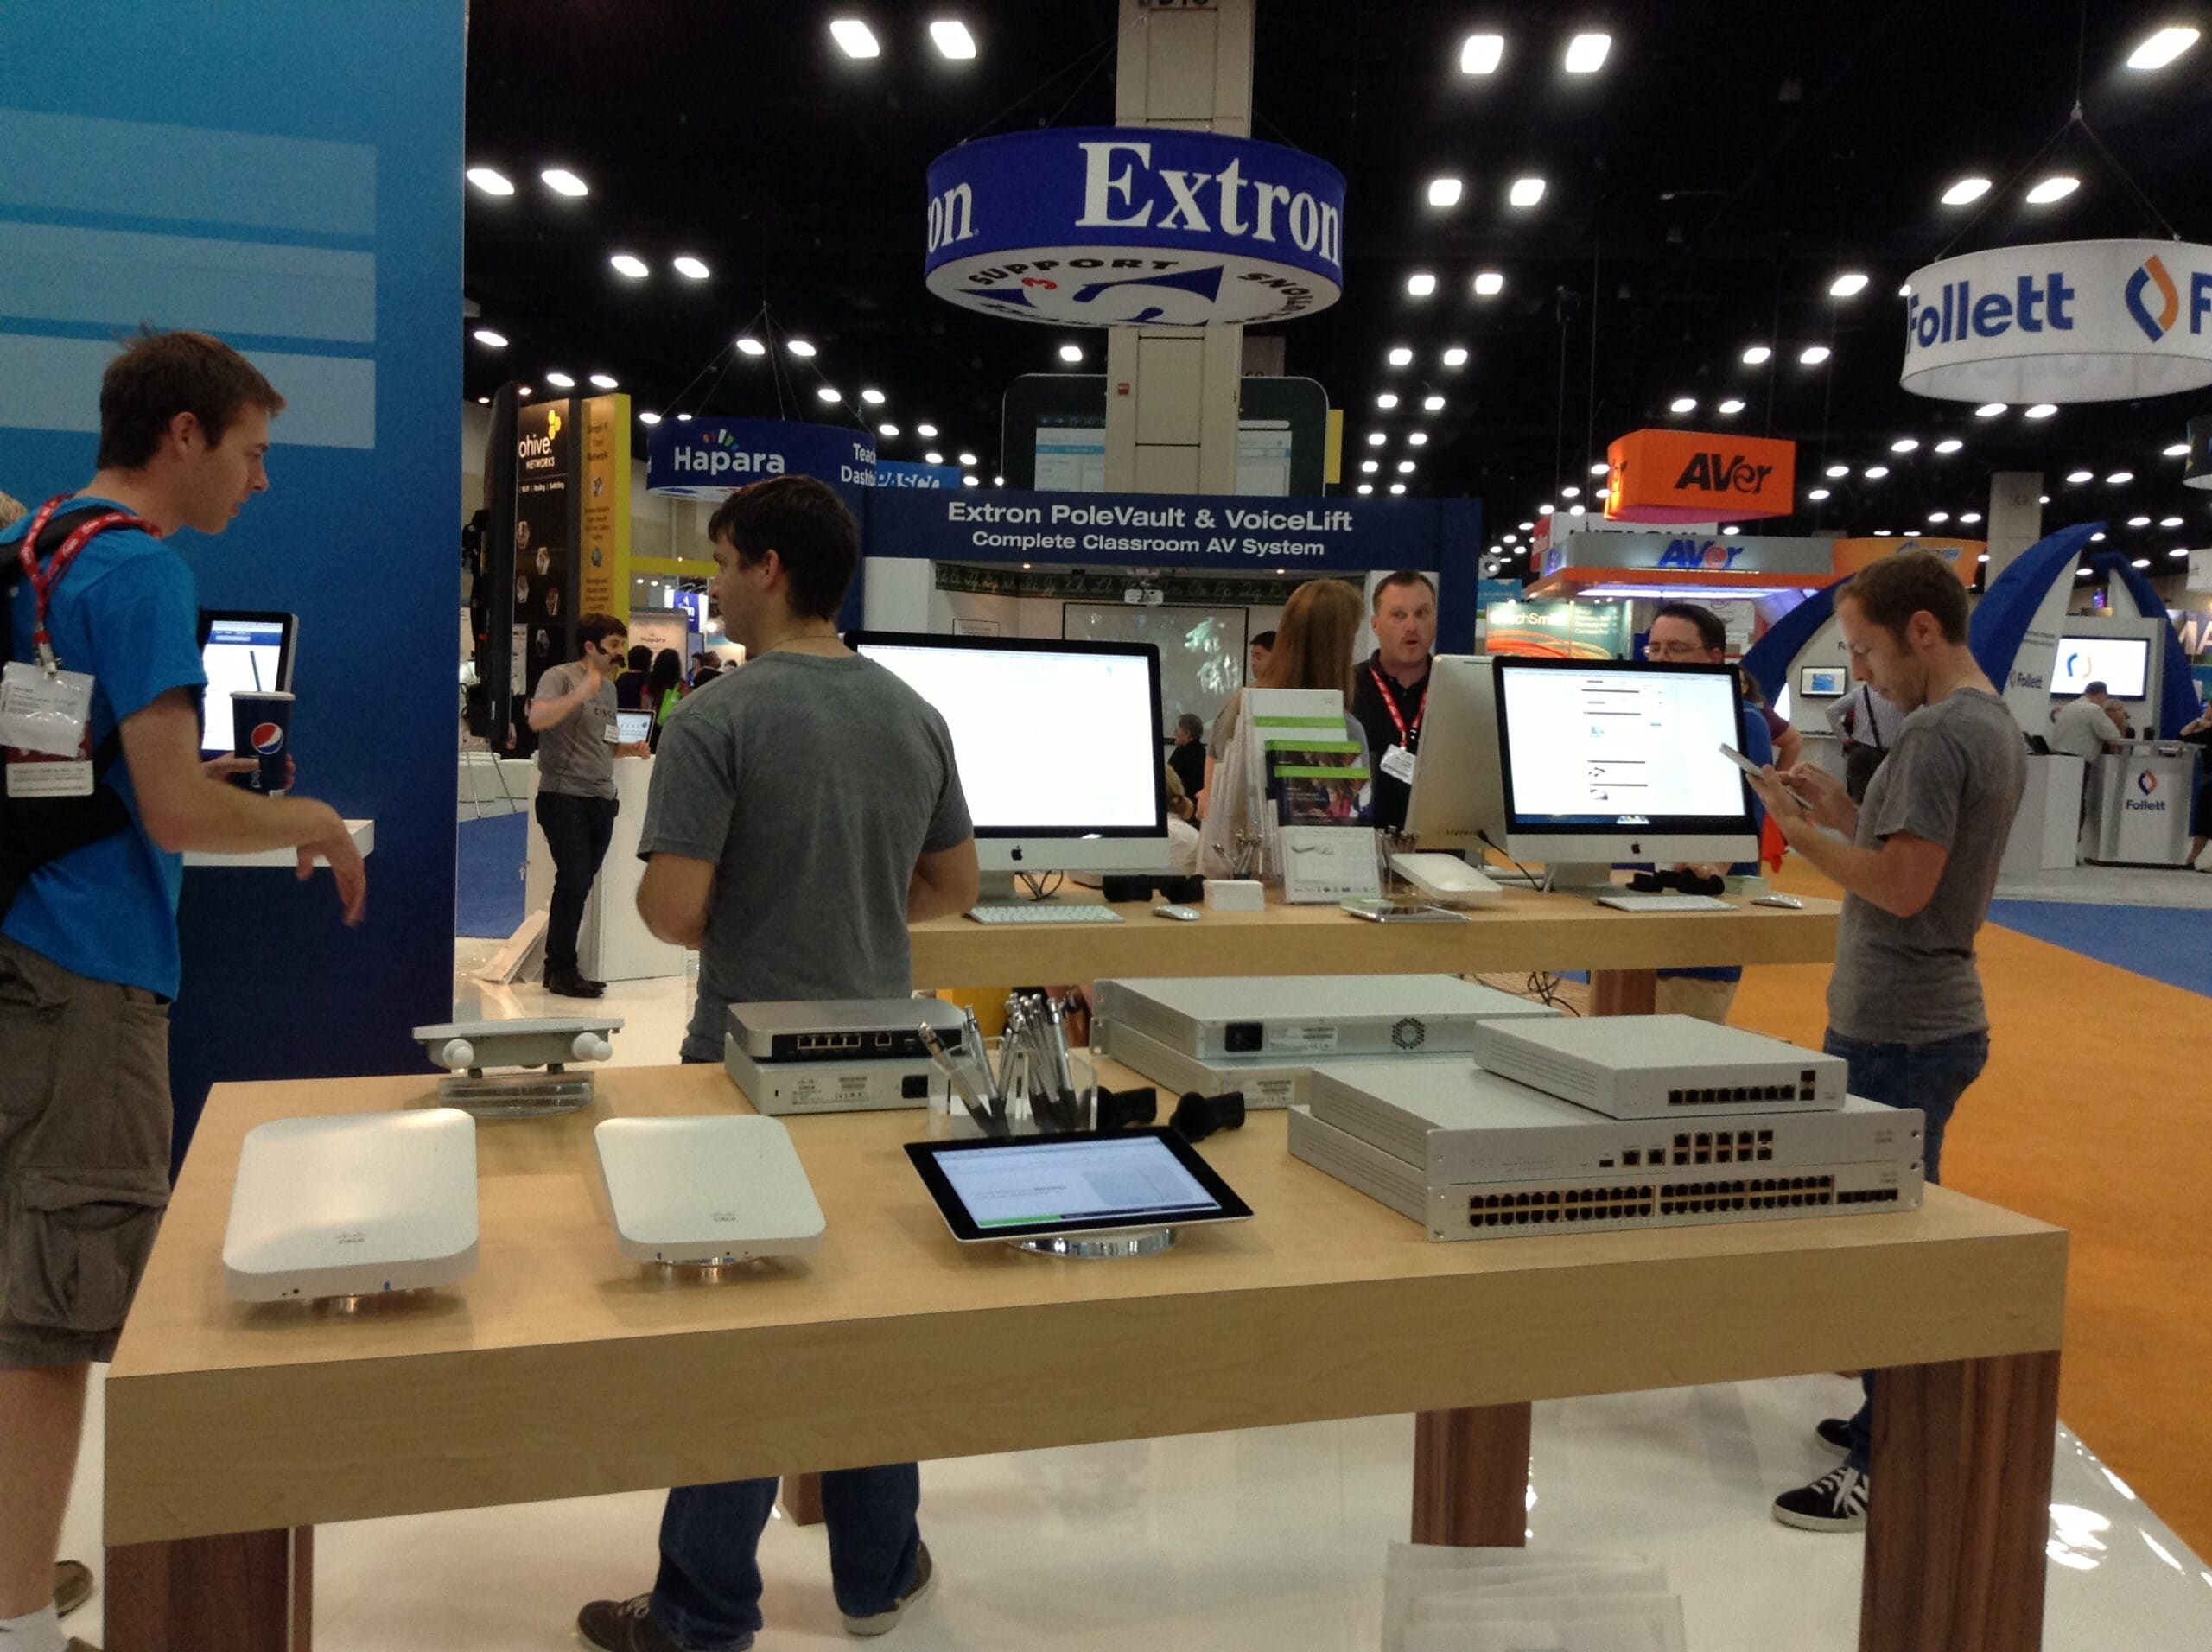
594, 1115, 826, 1268
223, 1109, 480, 1303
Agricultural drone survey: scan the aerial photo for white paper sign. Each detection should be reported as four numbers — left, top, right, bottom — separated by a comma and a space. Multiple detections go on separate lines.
2188, 549, 2212, 594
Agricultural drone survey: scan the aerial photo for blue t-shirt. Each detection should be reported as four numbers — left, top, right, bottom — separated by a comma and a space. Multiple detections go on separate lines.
3, 497, 206, 998
1656, 707, 1772, 987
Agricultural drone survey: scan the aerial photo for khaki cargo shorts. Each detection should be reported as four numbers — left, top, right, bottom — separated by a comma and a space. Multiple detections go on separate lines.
0, 932, 172, 1367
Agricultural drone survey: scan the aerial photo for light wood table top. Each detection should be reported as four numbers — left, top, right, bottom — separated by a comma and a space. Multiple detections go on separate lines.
908, 885, 1840, 987
106, 1059, 2062, 1547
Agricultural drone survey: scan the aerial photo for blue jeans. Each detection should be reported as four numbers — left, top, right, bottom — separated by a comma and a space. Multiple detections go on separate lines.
651, 1055, 925, 1649
1822, 1026, 1990, 1475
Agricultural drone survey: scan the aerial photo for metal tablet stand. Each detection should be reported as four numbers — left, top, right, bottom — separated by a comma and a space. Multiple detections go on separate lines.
1012, 1227, 1179, 1259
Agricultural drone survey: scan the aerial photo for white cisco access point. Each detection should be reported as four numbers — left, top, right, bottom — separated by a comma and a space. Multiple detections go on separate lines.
1471, 1014, 1847, 1121
222, 1109, 480, 1302
1097, 974, 1558, 1066
594, 1115, 826, 1266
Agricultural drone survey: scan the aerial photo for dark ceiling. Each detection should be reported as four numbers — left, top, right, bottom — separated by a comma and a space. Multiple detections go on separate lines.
462, 1, 2212, 574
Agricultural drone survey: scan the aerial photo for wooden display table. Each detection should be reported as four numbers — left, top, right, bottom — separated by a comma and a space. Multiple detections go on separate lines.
105, 1061, 2063, 1652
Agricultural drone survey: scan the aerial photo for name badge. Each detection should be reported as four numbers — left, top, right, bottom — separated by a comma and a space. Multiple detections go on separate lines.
1380, 743, 1418, 785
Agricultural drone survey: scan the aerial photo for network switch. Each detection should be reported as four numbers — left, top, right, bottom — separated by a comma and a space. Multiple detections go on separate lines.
1096, 974, 1556, 1065
1471, 1014, 1847, 1121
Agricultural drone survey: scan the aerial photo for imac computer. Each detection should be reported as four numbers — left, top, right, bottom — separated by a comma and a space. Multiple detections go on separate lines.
199, 611, 296, 756
848, 631, 1171, 898
1407, 654, 1758, 892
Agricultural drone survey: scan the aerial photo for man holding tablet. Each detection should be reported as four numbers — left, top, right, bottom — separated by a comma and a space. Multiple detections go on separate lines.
577, 476, 976, 1652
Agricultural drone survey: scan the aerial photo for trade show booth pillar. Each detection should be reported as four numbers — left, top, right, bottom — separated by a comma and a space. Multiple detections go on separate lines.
1986, 472, 2045, 588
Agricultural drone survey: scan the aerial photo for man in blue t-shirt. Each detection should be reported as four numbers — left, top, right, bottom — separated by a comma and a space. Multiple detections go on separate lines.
0, 330, 365, 1652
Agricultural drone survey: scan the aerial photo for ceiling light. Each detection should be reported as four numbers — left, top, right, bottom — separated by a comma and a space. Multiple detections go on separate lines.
472, 328, 507, 348
2162, 515, 2185, 527
1825, 464, 1850, 478
917, 423, 938, 437
2025, 175, 2079, 205
2091, 531, 2107, 542
1408, 431, 1429, 446
1387, 346, 1413, 367
1891, 437, 1919, 453
2107, 471, 2134, 485
1935, 438, 1963, 453
589, 372, 618, 390
1717, 398, 1745, 414
1941, 176, 1992, 206
816, 386, 841, 404
2129, 515, 2152, 527
861, 388, 886, 405
930, 20, 978, 59
2076, 567, 2092, 578
609, 253, 649, 278
2171, 547, 2191, 558
2024, 403, 2056, 419
1899, 283, 1913, 296
1357, 482, 1375, 495
958, 450, 978, 466
961, 475, 980, 487
787, 339, 817, 358
1961, 511, 1982, 524
476, 395, 491, 405
879, 423, 899, 437
519, 386, 531, 396
1397, 460, 1416, 474
924, 450, 944, 465
1741, 344, 1771, 365
1459, 32, 1505, 73
466, 167, 514, 196
1407, 272, 1438, 296
1519, 521, 1535, 531
540, 168, 588, 196
1974, 402, 2006, 416
2126, 25, 2200, 69
672, 256, 709, 280
637, 410, 661, 425
2132, 556, 2152, 569
1829, 272, 1870, 298
1538, 503, 1556, 515
735, 337, 766, 356
1509, 177, 1546, 207
1561, 486, 1581, 499
2040, 493, 2050, 502
1808, 488, 1831, 501
830, 19, 880, 57
674, 411, 689, 421
1874, 530, 1892, 537
1390, 483, 1408, 495
1563, 32, 1611, 73
1442, 346, 1469, 367
1427, 177, 1464, 207
1929, 511, 1950, 524
1864, 465, 1889, 479
1669, 396, 1697, 413
1058, 344, 1084, 363
1361, 459, 1379, 473
1422, 394, 1446, 411
2165, 442, 2191, 457
1569, 504, 1588, 516
1367, 432, 1387, 446
1376, 392, 1401, 410
994, 477, 1004, 486
1473, 270, 1504, 295
1800, 345, 1832, 365
1590, 461, 1611, 476
2066, 469, 2094, 483
544, 370, 575, 388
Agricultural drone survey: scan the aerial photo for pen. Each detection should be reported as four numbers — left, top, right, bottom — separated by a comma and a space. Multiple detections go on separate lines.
917, 1021, 999, 1134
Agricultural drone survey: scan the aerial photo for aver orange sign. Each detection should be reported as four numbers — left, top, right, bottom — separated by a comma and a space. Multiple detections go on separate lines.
1603, 429, 1796, 523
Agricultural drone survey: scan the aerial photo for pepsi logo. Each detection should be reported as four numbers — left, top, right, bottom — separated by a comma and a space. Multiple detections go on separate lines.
251, 722, 285, 755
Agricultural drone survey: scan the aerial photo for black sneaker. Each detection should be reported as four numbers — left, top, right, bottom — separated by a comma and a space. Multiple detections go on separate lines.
842, 1541, 935, 1637
1815, 1416, 1853, 1458
1772, 1465, 1869, 1533
545, 967, 605, 999
55, 1559, 93, 1618
576, 1592, 746, 1652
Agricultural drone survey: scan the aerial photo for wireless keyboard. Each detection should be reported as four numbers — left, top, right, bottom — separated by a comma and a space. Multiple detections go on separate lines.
1592, 893, 1734, 912
965, 903, 1126, 924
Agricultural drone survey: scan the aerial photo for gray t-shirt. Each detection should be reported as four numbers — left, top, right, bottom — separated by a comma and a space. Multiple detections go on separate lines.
1827, 688, 2025, 1044
639, 652, 973, 1059
533, 662, 617, 799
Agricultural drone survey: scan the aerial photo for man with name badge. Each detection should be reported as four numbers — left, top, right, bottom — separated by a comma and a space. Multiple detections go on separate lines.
1, 330, 366, 1652
1745, 550, 2025, 1537
1352, 571, 1437, 833
579, 475, 976, 1652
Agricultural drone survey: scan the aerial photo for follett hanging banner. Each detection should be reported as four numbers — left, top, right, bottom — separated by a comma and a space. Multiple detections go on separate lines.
923, 126, 1345, 327
1602, 429, 1796, 524
1902, 239, 2212, 403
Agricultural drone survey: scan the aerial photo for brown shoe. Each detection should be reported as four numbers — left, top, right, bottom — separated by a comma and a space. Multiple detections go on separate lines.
56, 1558, 94, 1617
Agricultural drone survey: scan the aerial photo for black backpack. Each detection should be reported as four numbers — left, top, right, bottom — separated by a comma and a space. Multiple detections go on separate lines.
0, 504, 141, 920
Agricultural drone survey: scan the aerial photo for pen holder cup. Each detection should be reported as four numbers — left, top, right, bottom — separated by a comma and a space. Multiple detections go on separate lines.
927, 1043, 1099, 1139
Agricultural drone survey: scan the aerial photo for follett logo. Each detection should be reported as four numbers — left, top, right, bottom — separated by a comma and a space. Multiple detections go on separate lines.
2137, 768, 2159, 798
2126, 255, 2182, 343
251, 722, 285, 755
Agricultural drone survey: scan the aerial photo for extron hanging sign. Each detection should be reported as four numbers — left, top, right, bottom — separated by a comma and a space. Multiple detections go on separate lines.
924, 126, 1346, 327
1902, 239, 2212, 403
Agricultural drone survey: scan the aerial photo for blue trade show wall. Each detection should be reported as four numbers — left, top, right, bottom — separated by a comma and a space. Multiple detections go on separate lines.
0, 3, 462, 1165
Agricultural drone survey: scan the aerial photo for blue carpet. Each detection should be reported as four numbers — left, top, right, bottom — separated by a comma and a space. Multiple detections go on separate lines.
456, 812, 527, 937
1988, 899, 2212, 998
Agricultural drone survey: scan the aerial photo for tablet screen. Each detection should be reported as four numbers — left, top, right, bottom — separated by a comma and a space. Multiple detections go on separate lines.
905, 1129, 1252, 1242
616, 709, 654, 745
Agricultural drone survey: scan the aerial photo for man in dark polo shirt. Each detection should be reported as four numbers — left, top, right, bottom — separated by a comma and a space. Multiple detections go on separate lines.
1351, 570, 1437, 832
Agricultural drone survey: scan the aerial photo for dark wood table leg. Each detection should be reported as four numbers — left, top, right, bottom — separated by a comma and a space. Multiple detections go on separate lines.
1859, 1350, 2059, 1652
781, 1471, 825, 1527
1410, 1402, 1532, 1547
1591, 968, 1657, 1017
105, 1526, 312, 1651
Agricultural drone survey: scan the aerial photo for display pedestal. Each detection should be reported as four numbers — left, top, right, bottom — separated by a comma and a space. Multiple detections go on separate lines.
2085, 742, 2198, 867
2001, 753, 2085, 876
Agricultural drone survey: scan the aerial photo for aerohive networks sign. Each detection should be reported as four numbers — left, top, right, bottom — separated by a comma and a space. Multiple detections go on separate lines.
645, 417, 876, 499
924, 126, 1346, 327
1901, 238, 2212, 403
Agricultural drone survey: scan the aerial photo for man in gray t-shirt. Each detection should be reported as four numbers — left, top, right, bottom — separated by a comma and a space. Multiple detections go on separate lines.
528, 613, 636, 998
1746, 550, 2026, 1539
583, 475, 976, 1652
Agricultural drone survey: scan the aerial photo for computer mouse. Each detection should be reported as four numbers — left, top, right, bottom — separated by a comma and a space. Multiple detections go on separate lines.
1751, 893, 1805, 909
1153, 904, 1202, 922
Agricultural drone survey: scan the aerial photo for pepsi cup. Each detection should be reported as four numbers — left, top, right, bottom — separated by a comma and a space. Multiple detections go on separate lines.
231, 690, 295, 793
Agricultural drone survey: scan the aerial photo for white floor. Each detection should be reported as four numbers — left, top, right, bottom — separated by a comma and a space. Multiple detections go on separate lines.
55, 954, 2212, 1649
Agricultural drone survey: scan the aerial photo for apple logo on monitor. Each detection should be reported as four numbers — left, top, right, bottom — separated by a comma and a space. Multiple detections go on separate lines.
1010, 846, 1025, 861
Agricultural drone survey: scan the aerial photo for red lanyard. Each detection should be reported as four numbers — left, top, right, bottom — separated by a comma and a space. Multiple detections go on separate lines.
1367, 661, 1429, 746
16, 496, 155, 665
